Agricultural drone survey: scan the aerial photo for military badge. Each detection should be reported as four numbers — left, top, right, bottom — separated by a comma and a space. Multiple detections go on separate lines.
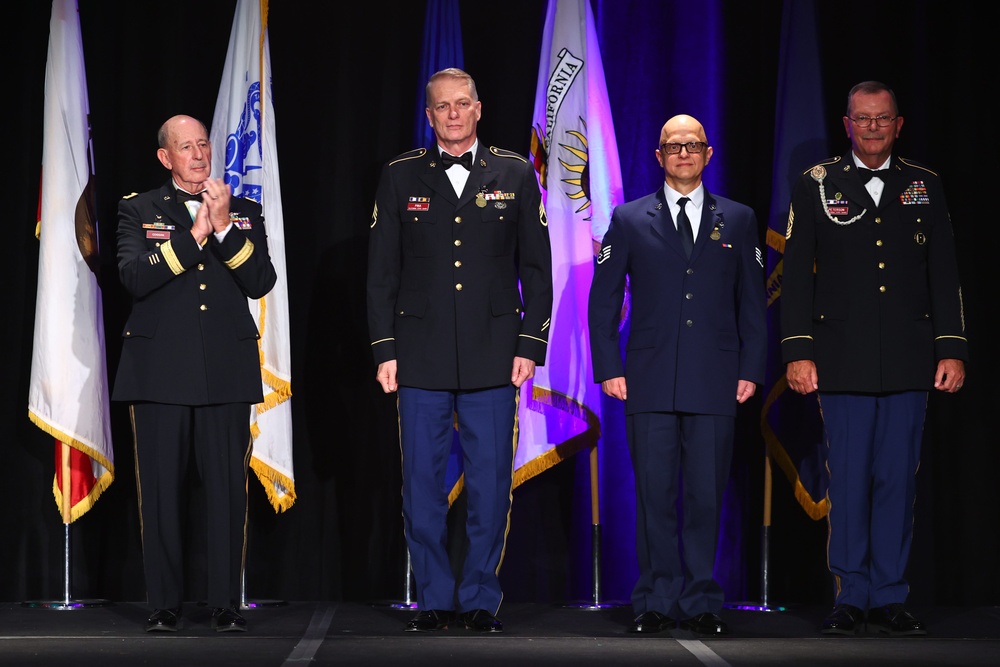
900, 181, 930, 205
407, 196, 430, 212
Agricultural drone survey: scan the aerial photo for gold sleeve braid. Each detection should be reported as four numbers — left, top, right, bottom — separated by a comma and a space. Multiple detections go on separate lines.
160, 240, 185, 275
224, 238, 255, 270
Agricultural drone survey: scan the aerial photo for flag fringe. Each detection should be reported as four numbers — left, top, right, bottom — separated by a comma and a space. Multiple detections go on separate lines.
52, 472, 113, 523
249, 457, 296, 513
513, 383, 601, 489
760, 377, 830, 520
257, 369, 291, 413
28, 409, 114, 472
30, 411, 115, 523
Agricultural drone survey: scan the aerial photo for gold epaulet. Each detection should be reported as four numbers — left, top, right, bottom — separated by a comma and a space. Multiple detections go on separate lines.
489, 146, 527, 163
388, 148, 426, 167
122, 192, 139, 199
897, 157, 939, 177
801, 156, 839, 175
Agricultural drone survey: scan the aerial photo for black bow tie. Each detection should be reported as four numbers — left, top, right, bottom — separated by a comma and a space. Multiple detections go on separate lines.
441, 151, 473, 170
175, 189, 206, 203
857, 167, 888, 184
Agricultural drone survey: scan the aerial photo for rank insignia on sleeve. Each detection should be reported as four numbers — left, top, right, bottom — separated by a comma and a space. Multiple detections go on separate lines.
900, 181, 930, 205
597, 245, 611, 264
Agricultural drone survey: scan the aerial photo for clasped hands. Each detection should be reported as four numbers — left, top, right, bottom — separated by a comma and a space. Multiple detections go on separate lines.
191, 177, 232, 244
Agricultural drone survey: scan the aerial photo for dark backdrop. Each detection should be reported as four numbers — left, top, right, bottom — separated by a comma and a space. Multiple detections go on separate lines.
5, 0, 997, 608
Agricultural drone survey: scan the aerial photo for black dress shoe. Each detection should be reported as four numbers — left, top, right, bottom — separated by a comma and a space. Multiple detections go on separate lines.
820, 603, 865, 635
866, 603, 927, 636
462, 609, 503, 633
680, 612, 729, 636
211, 606, 248, 633
404, 609, 454, 632
145, 607, 181, 632
629, 611, 673, 633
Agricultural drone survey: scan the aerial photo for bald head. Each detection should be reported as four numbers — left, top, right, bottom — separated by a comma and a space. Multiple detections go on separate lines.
659, 114, 708, 145
158, 115, 208, 149
655, 114, 712, 193
156, 114, 213, 190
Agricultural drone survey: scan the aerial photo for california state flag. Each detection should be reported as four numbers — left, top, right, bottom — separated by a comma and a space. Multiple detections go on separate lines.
29, 0, 114, 523
516, 0, 624, 486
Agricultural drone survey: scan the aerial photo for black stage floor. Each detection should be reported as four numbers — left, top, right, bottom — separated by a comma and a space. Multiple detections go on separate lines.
2, 600, 998, 666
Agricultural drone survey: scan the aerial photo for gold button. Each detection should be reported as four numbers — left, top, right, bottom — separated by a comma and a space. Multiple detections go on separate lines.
878, 262, 885, 269
125, 331, 131, 337
198, 263, 205, 270
455, 216, 462, 224
199, 283, 207, 290
455, 284, 463, 291
876, 240, 883, 246
875, 217, 882, 224
398, 310, 405, 315
455, 261, 462, 268
155, 242, 161, 247
879, 286, 886, 293
454, 239, 462, 246
200, 304, 208, 311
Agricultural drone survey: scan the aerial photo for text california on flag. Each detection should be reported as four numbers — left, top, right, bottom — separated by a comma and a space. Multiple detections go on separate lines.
518, 0, 623, 487
211, 0, 295, 511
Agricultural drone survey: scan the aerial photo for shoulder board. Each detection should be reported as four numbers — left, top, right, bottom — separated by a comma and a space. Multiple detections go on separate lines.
800, 156, 840, 175
897, 157, 938, 177
122, 192, 139, 199
388, 148, 426, 167
489, 146, 527, 163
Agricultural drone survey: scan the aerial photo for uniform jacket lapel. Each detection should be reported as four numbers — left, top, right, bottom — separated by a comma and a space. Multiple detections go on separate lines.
419, 150, 459, 206
458, 145, 493, 209
691, 191, 722, 261
649, 188, 687, 259
156, 181, 196, 231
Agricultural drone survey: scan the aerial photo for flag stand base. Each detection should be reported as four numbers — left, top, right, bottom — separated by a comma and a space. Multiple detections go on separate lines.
21, 599, 112, 609
370, 548, 418, 609
562, 524, 627, 610
241, 599, 288, 609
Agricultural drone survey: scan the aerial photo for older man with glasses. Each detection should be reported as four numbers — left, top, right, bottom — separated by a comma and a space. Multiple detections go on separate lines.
781, 80, 968, 637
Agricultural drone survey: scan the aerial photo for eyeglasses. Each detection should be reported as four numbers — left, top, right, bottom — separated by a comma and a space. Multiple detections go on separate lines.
849, 114, 897, 127
659, 141, 707, 154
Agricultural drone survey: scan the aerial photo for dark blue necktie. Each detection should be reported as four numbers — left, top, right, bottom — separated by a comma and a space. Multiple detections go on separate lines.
676, 197, 694, 258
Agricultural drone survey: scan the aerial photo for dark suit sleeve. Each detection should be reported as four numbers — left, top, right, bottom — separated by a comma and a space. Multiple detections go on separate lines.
117, 196, 276, 301
366, 163, 402, 365
117, 196, 205, 299
779, 174, 817, 364
922, 176, 968, 362
736, 208, 767, 383
588, 206, 628, 382
207, 202, 277, 300
513, 159, 553, 364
